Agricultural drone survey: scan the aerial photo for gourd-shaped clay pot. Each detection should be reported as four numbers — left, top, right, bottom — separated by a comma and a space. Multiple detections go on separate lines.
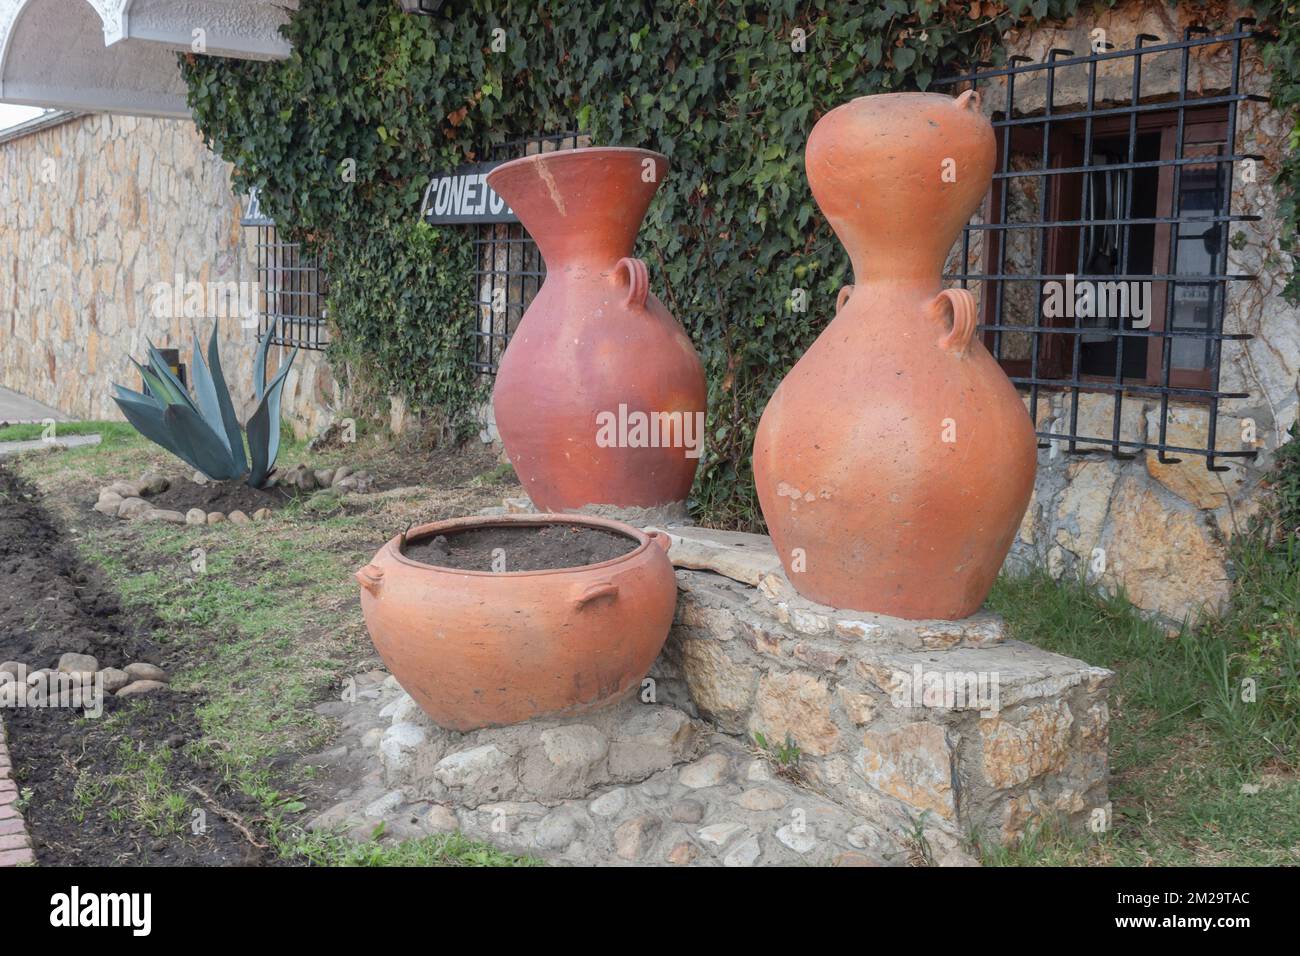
753, 91, 1037, 620
487, 147, 707, 523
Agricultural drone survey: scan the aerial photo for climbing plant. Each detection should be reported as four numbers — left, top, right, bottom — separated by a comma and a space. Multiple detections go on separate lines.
183, 0, 1300, 527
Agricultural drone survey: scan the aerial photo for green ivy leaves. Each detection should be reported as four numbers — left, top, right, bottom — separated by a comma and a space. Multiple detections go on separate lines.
182, 0, 1300, 524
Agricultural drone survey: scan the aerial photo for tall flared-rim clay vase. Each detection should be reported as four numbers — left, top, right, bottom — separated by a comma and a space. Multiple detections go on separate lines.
355, 513, 677, 731
486, 147, 707, 524
753, 90, 1038, 620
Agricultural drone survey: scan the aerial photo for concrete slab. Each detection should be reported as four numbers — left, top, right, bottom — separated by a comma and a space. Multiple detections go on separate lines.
0, 434, 101, 458
0, 386, 67, 424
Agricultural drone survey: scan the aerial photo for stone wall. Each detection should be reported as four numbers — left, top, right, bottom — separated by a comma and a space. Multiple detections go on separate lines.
0, 111, 338, 438
652, 565, 1112, 846
976, 1, 1297, 621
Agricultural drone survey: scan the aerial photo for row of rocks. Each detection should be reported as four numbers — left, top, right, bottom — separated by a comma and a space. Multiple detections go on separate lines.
0, 654, 170, 699
94, 491, 276, 526
265, 463, 373, 495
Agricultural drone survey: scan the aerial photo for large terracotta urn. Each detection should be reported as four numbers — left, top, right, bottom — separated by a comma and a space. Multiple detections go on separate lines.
753, 91, 1037, 620
356, 514, 677, 731
486, 147, 706, 523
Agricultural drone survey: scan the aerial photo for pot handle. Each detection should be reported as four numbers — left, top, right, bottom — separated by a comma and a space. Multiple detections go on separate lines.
614, 257, 650, 310
934, 287, 978, 356
955, 88, 982, 112
647, 529, 673, 553
356, 563, 385, 596
573, 580, 619, 609
836, 285, 853, 314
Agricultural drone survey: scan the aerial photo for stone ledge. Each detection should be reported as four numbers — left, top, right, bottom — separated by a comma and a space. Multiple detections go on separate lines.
654, 566, 1114, 846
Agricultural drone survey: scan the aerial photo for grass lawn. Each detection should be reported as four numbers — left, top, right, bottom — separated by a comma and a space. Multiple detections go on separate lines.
7, 420, 1299, 865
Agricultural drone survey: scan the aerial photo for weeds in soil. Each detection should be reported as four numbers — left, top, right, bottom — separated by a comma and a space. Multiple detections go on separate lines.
751, 730, 808, 786
76, 738, 194, 837
279, 829, 543, 867
468, 461, 516, 488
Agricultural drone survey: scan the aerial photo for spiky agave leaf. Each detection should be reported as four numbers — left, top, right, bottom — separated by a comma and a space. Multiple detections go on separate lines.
111, 388, 193, 465
144, 341, 200, 414
189, 331, 233, 459
203, 322, 248, 476
245, 345, 298, 488
160, 404, 244, 481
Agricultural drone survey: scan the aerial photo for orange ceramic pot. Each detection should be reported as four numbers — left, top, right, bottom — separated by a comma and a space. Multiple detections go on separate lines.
355, 514, 676, 731
753, 91, 1037, 620
486, 147, 706, 521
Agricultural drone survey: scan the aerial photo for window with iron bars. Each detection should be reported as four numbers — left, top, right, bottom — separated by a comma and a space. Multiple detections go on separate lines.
241, 191, 330, 351
471, 131, 584, 374
936, 19, 1265, 472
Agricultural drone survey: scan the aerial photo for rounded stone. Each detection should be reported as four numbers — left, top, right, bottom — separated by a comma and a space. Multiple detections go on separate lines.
252, 508, 273, 522
613, 814, 661, 861
125, 662, 168, 683
589, 788, 629, 818
98, 667, 130, 693
185, 508, 206, 525
138, 472, 169, 496
117, 497, 151, 519
666, 841, 699, 865
534, 810, 581, 850
228, 510, 251, 525
116, 679, 168, 697
678, 752, 730, 789
58, 652, 99, 675
424, 804, 459, 833
206, 511, 226, 524
670, 799, 705, 824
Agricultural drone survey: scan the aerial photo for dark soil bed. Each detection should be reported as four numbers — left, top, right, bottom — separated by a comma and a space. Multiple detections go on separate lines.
145, 477, 298, 515
0, 467, 158, 670
5, 693, 274, 866
404, 523, 637, 572
0, 463, 277, 865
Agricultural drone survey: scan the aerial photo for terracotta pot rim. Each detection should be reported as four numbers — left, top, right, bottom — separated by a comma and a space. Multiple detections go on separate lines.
384, 512, 660, 578
486, 145, 668, 183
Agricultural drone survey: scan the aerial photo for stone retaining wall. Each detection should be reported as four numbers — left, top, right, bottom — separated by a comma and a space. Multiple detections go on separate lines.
653, 568, 1112, 846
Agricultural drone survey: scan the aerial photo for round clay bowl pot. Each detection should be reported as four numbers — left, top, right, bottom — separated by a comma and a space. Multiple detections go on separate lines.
356, 514, 676, 731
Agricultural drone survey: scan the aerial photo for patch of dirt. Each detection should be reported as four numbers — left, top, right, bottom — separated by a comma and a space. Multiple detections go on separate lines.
0, 466, 159, 670
0, 462, 278, 865
5, 692, 275, 866
403, 523, 637, 572
375, 439, 506, 491
145, 477, 299, 515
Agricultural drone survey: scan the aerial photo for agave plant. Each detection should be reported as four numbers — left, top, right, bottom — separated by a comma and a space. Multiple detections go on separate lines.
112, 323, 298, 488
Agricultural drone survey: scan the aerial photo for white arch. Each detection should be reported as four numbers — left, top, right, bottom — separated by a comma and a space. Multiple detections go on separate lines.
0, 0, 292, 118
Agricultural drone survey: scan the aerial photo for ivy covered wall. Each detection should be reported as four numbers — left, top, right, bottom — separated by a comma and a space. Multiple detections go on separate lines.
182, 0, 1299, 527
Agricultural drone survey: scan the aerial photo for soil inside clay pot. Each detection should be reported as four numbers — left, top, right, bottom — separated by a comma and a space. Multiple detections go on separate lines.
403, 524, 638, 572
146, 479, 299, 515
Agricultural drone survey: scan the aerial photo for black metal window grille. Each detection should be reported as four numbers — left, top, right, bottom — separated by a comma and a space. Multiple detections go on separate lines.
472, 131, 582, 374
251, 222, 330, 351
937, 19, 1266, 470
